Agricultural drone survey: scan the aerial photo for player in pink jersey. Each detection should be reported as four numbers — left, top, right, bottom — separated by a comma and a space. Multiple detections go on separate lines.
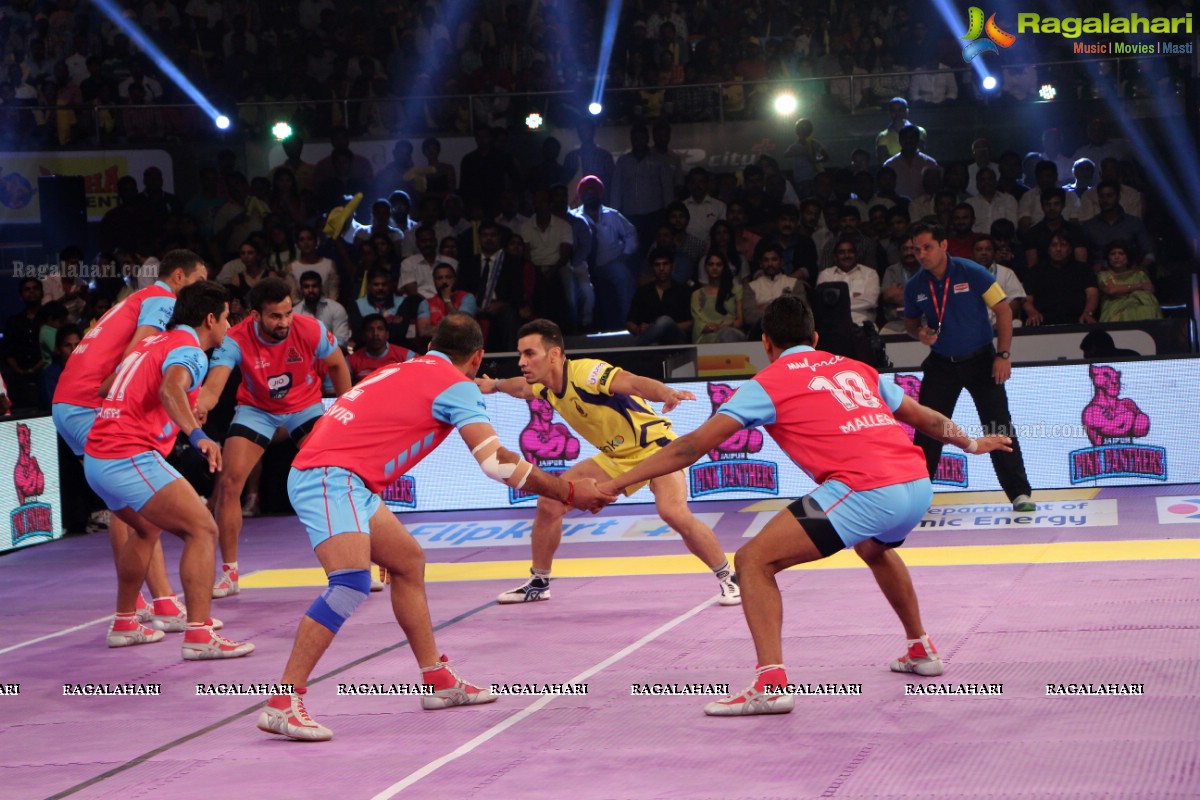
52, 249, 208, 632
84, 281, 254, 660
597, 295, 1013, 716
196, 277, 351, 598
256, 315, 612, 741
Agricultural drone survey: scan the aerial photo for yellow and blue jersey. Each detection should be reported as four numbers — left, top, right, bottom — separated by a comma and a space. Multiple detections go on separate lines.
532, 359, 675, 466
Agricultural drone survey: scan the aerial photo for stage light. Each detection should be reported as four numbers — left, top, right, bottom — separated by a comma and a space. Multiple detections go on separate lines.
981, 75, 998, 91
215, 115, 231, 130
773, 92, 798, 116
588, 102, 603, 116
1038, 83, 1057, 101
272, 121, 294, 140
525, 112, 544, 131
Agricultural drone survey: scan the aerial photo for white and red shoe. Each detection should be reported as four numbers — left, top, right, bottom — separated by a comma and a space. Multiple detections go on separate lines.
135, 593, 154, 624
420, 655, 497, 710
703, 665, 796, 716
257, 687, 332, 741
151, 596, 224, 632
889, 634, 944, 677
212, 565, 240, 598
107, 613, 165, 648
181, 624, 254, 660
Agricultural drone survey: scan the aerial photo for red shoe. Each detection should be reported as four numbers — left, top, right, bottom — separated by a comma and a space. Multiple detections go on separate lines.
107, 613, 165, 648
703, 665, 795, 716
420, 655, 498, 709
182, 625, 254, 660
257, 687, 332, 741
889, 634, 945, 677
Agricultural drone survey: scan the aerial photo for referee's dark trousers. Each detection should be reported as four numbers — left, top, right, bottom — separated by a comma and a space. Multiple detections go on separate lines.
914, 346, 1032, 501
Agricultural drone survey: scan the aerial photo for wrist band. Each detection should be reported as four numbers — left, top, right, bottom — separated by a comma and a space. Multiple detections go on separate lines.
563, 480, 575, 506
188, 429, 214, 449
966, 439, 979, 454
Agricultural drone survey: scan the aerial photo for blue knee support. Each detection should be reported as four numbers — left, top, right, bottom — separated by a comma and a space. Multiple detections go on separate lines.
305, 569, 372, 633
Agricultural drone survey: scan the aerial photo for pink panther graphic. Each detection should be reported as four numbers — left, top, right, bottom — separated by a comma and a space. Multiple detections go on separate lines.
15, 423, 44, 505
1082, 365, 1150, 446
520, 398, 580, 465
893, 373, 924, 440
707, 382, 763, 460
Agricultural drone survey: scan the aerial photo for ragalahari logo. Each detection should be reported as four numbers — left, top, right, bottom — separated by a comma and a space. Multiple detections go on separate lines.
12, 423, 53, 545
688, 383, 778, 498
1070, 364, 1165, 483
893, 375, 967, 487
511, 397, 580, 504
961, 7, 1017, 62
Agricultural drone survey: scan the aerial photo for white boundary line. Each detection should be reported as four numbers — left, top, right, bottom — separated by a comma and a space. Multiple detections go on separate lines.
369, 596, 719, 799
0, 615, 112, 656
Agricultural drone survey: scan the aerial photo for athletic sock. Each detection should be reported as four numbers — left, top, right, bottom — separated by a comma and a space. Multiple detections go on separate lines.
712, 560, 732, 581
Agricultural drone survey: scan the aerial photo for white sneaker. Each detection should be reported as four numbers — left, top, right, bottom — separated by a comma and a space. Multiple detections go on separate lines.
889, 635, 945, 677
212, 566, 240, 598
497, 577, 551, 604
257, 688, 332, 741
420, 655, 498, 710
107, 621, 165, 648
718, 574, 741, 606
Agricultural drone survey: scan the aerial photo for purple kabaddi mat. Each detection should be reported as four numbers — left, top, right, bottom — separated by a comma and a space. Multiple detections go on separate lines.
1, 486, 1198, 800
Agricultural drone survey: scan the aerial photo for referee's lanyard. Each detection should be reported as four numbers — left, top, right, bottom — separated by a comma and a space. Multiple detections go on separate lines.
928, 276, 950, 333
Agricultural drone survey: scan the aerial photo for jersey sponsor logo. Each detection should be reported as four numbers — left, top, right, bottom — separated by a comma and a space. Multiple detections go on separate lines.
1070, 364, 1165, 483
688, 382, 778, 498
587, 363, 605, 385
11, 422, 53, 546
893, 374, 968, 487
511, 398, 581, 504
953, 282, 971, 293
916, 293, 929, 302
254, 357, 271, 370
267, 372, 294, 400
598, 366, 615, 386
286, 347, 303, 365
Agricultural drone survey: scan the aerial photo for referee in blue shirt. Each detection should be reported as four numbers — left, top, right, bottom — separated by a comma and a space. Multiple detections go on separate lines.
903, 223, 1035, 512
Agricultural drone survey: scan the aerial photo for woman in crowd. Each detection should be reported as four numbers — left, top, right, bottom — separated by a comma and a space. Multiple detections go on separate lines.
1097, 239, 1162, 322
691, 252, 746, 343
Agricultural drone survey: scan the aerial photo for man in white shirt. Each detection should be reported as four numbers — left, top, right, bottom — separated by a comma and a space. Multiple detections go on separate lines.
972, 236, 1025, 328
396, 226, 444, 338
295, 271, 351, 345
1018, 160, 1080, 232
816, 236, 880, 327
682, 167, 727, 242
520, 190, 574, 275
966, 138, 1000, 195
744, 244, 799, 333
967, 168, 1018, 233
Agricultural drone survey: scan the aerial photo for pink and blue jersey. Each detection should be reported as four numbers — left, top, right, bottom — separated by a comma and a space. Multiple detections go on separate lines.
53, 282, 175, 409
292, 352, 490, 493
717, 346, 929, 492
211, 313, 336, 413
84, 327, 209, 460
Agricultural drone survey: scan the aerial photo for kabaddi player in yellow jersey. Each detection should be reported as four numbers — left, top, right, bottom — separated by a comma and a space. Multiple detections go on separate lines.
478, 319, 741, 606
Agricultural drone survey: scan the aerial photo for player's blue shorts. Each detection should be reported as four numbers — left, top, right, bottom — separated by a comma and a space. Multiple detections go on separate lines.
287, 466, 382, 550
52, 402, 99, 457
810, 477, 933, 548
229, 402, 324, 445
84, 451, 184, 512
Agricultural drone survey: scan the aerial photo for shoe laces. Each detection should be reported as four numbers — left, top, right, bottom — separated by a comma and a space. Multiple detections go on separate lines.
292, 694, 317, 725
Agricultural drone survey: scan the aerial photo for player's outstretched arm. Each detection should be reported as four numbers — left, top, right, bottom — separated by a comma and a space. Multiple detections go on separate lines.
160, 365, 222, 472
601, 413, 744, 496
475, 374, 536, 401
893, 395, 1012, 455
459, 422, 613, 510
608, 371, 695, 413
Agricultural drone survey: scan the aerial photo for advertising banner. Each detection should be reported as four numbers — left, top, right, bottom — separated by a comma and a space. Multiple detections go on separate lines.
0, 416, 62, 553
0, 150, 173, 224
324, 359, 1200, 513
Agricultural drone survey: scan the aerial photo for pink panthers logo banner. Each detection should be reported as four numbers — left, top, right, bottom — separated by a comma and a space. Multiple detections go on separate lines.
893, 374, 968, 487
11, 423, 53, 545
1070, 365, 1165, 483
510, 398, 581, 504
688, 383, 778, 498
